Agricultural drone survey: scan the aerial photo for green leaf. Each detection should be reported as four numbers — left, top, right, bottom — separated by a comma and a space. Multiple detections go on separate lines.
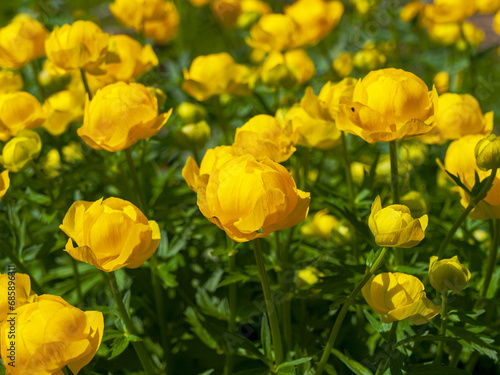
260, 314, 271, 360
364, 309, 391, 334
198, 370, 215, 375
330, 348, 373, 375
395, 335, 458, 347
447, 327, 498, 361
102, 330, 123, 342
109, 336, 130, 359
276, 357, 313, 372
448, 311, 486, 326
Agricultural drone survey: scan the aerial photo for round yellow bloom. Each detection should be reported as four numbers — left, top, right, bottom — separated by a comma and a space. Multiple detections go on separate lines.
445, 134, 500, 220
495, 10, 500, 35
177, 102, 207, 124
296, 266, 325, 288
175, 120, 211, 150
0, 70, 23, 94
183, 53, 254, 101
337, 68, 438, 143
246, 14, 300, 52
332, 52, 353, 78
476, 0, 500, 14
475, 134, 500, 171
433, 71, 449, 94
260, 49, 316, 89
421, 93, 493, 145
60, 197, 161, 272
0, 14, 48, 69
461, 22, 485, 48
142, 2, 180, 45
284, 0, 343, 46
424, 0, 476, 23
0, 170, 9, 201
78, 82, 171, 152
0, 91, 45, 141
429, 256, 471, 294
210, 0, 242, 27
42, 149, 62, 179
0, 272, 36, 323
0, 294, 103, 374
45, 21, 110, 74
0, 130, 42, 172
233, 114, 297, 162
42, 90, 84, 136
353, 46, 386, 71
400, 1, 425, 23
300, 209, 339, 238
428, 22, 461, 46
368, 195, 428, 248
362, 272, 441, 324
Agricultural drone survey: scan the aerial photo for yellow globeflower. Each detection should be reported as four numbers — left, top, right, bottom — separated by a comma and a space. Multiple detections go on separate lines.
177, 102, 207, 124
476, 0, 500, 14
428, 22, 461, 46
0, 130, 41, 172
42, 90, 84, 136
429, 256, 471, 294
337, 68, 438, 143
62, 141, 84, 164
284, 0, 343, 46
368, 195, 428, 248
78, 82, 172, 152
246, 14, 300, 52
0, 91, 45, 141
297, 266, 325, 288
260, 49, 316, 89
175, 120, 211, 150
433, 71, 449, 94
424, 0, 476, 23
45, 20, 110, 74
0, 70, 23, 94
475, 134, 500, 171
353, 45, 387, 71
362, 272, 441, 324
421, 93, 493, 145
110, 0, 170, 31
0, 14, 48, 69
142, 1, 180, 45
0, 170, 9, 201
332, 52, 353, 78
60, 197, 161, 272
400, 1, 425, 23
42, 148, 62, 179
0, 294, 103, 374
210, 0, 242, 27
300, 209, 339, 238
0, 272, 37, 323
233, 114, 297, 162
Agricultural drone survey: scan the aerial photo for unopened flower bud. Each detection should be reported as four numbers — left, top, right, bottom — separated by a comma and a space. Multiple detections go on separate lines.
175, 120, 211, 150
177, 102, 208, 124
475, 134, 500, 171
429, 256, 470, 294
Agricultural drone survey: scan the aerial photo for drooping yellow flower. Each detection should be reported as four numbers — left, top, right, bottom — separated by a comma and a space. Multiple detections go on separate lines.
368, 195, 428, 248
45, 20, 110, 74
0, 70, 23, 94
60, 197, 161, 272
433, 71, 449, 94
246, 14, 300, 52
429, 256, 471, 294
78, 82, 171, 152
424, 0, 476, 23
260, 49, 316, 89
337, 68, 438, 143
0, 130, 42, 172
300, 209, 339, 238
475, 134, 500, 171
0, 294, 103, 374
0, 14, 48, 69
233, 114, 297, 162
362, 272, 441, 324
420, 93, 493, 145
0, 170, 9, 201
42, 90, 84, 136
0, 91, 45, 141
284, 0, 343, 46
0, 272, 37, 323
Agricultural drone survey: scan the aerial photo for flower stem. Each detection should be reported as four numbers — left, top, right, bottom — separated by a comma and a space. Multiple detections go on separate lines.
103, 271, 157, 374
62, 366, 72, 375
481, 218, 500, 298
124, 148, 147, 214
80, 68, 93, 100
316, 247, 388, 375
252, 238, 284, 367
224, 239, 237, 375
30, 60, 46, 101
435, 291, 449, 365
389, 141, 403, 266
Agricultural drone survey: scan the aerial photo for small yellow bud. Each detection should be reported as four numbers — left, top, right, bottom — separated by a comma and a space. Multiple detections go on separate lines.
42, 149, 62, 179
175, 121, 211, 150
429, 256, 471, 294
0, 130, 42, 172
433, 71, 450, 94
177, 102, 208, 124
475, 134, 500, 171
296, 266, 324, 288
300, 209, 339, 238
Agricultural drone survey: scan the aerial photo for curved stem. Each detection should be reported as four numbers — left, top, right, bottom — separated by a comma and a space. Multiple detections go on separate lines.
481, 219, 500, 298
435, 292, 449, 365
316, 247, 388, 375
80, 68, 93, 100
252, 238, 284, 367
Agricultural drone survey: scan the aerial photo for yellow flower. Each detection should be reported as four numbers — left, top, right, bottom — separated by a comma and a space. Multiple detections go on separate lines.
427, 22, 461, 46
433, 71, 449, 94
445, 134, 500, 220
183, 53, 254, 101
42, 149, 62, 179
45, 20, 110, 74
353, 46, 386, 71
429, 256, 471, 294
260, 49, 316, 89
400, 1, 425, 23
475, 134, 500, 171
461, 22, 484, 48
0, 130, 41, 172
495, 10, 500, 35
233, 114, 297, 162
477, 0, 500, 13
0, 14, 48, 69
296, 266, 325, 288
201, 156, 310, 242
175, 120, 211, 150
420, 93, 493, 145
210, 0, 242, 27
0, 294, 103, 374
0, 91, 45, 141
177, 102, 207, 124
284, 0, 343, 46
284, 78, 356, 149
0, 70, 23, 94
78, 82, 171, 152
424, 0, 476, 23
337, 68, 438, 144
246, 14, 300, 52
0, 272, 37, 323
62, 142, 84, 164
60, 197, 161, 271
142, 2, 180, 45
332, 52, 353, 78
300, 209, 339, 238
42, 90, 84, 136
368, 195, 428, 248
362, 272, 441, 324
0, 170, 9, 201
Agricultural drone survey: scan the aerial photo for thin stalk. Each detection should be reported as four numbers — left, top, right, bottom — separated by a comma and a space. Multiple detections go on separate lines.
70, 257, 83, 306
316, 247, 388, 375
30, 60, 46, 100
252, 238, 284, 367
275, 232, 292, 355
300, 148, 310, 191
124, 148, 147, 213
389, 141, 403, 266
253, 92, 273, 115
437, 168, 497, 258
224, 242, 237, 375
103, 272, 157, 374
435, 291, 449, 365
480, 219, 500, 298
62, 366, 72, 375
80, 69, 93, 100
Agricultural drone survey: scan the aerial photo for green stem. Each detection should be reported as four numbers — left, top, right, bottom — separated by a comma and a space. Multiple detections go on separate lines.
103, 272, 157, 374
253, 92, 273, 115
275, 232, 292, 355
80, 69, 92, 100
300, 148, 310, 191
62, 366, 72, 375
124, 148, 147, 214
437, 168, 498, 258
389, 141, 403, 266
224, 242, 237, 375
30, 60, 46, 101
435, 291, 449, 365
481, 219, 500, 298
70, 257, 83, 306
316, 247, 388, 375
252, 238, 284, 367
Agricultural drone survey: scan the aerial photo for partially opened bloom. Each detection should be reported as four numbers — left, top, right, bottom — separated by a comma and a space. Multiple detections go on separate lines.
362, 272, 441, 324
400, 1, 425, 23
429, 256, 471, 294
260, 49, 315, 89
337, 68, 438, 143
246, 14, 300, 52
0, 130, 41, 172
475, 134, 500, 171
45, 21, 110, 74
0, 294, 103, 374
60, 197, 161, 272
0, 91, 45, 141
0, 14, 48, 69
78, 82, 171, 152
0, 170, 8, 201
42, 90, 84, 136
0, 272, 36, 323
368, 195, 428, 248
142, 2, 179, 45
